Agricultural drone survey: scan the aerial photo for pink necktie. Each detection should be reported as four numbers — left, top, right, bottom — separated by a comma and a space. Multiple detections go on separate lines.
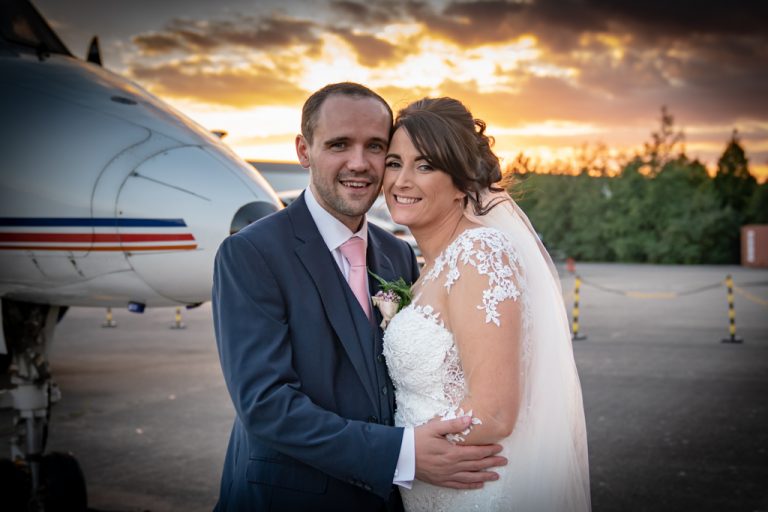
339, 236, 371, 319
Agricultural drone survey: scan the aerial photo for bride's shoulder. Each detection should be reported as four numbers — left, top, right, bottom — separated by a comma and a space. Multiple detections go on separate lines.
451, 226, 516, 255
456, 225, 509, 241
438, 226, 525, 325
428, 226, 519, 280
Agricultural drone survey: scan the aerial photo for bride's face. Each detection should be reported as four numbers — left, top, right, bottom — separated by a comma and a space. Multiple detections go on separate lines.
383, 127, 465, 231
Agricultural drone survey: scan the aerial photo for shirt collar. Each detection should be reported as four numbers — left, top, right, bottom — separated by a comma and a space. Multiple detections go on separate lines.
304, 186, 368, 252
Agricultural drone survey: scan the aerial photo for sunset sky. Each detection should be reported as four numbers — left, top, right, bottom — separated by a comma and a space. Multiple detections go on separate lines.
37, 0, 768, 181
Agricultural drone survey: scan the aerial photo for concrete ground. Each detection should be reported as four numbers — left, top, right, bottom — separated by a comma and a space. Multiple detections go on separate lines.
564, 263, 768, 512
1, 263, 767, 511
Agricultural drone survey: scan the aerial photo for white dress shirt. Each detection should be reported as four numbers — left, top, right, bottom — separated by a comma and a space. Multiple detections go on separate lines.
304, 187, 415, 488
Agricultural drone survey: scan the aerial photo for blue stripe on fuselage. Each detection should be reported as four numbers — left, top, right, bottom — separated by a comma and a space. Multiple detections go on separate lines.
0, 218, 187, 227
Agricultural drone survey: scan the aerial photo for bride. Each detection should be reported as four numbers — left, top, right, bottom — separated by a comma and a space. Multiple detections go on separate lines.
381, 97, 591, 511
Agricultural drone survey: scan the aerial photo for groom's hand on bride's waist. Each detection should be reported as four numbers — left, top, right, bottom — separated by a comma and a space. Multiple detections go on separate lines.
413, 416, 507, 489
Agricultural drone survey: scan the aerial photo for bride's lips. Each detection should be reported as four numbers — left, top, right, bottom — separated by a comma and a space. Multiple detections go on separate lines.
393, 194, 421, 205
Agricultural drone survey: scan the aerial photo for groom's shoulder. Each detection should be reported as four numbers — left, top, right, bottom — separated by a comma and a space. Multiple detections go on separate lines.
232, 201, 299, 244
242, 206, 289, 233
216, 208, 290, 256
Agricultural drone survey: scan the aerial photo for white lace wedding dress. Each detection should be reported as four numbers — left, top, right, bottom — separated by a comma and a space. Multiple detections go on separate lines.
383, 222, 591, 512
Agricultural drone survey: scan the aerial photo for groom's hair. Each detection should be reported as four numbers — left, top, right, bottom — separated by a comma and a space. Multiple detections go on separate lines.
301, 82, 392, 144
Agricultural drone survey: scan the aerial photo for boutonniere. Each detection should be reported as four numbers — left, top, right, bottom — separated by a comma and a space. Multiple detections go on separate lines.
368, 270, 413, 329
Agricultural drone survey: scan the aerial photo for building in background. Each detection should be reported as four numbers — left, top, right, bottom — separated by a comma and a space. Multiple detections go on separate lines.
741, 225, 768, 268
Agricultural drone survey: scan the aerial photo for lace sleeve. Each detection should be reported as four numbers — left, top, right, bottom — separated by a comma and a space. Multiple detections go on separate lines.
426, 228, 522, 326
434, 228, 526, 444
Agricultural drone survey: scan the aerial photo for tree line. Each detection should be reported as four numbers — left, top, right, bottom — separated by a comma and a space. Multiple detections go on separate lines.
510, 108, 767, 264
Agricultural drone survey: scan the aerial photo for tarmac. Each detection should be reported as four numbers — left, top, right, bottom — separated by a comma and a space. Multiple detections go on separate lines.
1, 262, 767, 512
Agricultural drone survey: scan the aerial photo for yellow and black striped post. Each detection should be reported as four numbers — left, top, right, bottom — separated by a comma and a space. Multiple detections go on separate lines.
721, 275, 743, 344
170, 307, 186, 330
102, 307, 117, 328
572, 275, 587, 341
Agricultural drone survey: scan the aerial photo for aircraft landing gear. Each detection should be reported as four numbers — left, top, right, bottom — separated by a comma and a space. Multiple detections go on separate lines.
1, 299, 87, 511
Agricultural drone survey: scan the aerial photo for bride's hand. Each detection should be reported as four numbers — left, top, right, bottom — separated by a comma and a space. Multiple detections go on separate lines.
414, 416, 507, 489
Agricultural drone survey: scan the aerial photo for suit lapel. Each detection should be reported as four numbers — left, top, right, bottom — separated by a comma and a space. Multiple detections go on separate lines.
367, 228, 397, 329
289, 195, 378, 410
367, 228, 400, 414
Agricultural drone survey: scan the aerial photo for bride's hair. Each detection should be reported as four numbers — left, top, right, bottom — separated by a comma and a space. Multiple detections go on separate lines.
392, 97, 508, 215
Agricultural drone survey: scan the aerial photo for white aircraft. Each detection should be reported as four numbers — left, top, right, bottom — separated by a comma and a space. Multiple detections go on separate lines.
0, 1, 281, 508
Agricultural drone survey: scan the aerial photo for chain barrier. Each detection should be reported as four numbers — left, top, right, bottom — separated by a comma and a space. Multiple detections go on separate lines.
577, 277, 728, 299
733, 285, 768, 307
566, 274, 767, 344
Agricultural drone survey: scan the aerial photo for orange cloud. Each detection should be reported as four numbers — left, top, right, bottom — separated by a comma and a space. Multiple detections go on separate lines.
116, 0, 767, 181
129, 62, 308, 108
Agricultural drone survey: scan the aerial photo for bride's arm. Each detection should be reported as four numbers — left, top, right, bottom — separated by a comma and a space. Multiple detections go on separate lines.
444, 246, 523, 445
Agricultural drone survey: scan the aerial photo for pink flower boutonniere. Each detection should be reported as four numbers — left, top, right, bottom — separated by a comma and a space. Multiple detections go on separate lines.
368, 271, 413, 329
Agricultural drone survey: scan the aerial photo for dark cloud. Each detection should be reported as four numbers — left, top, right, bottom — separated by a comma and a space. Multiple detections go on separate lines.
329, 0, 409, 25
586, 0, 768, 39
215, 17, 319, 50
645, 72, 768, 125
433, 76, 695, 133
398, 0, 768, 99
165, 19, 220, 50
329, 1, 376, 23
406, 0, 602, 51
329, 28, 403, 67
406, 0, 768, 49
132, 15, 321, 56
559, 37, 768, 124
133, 32, 186, 54
129, 61, 308, 108
435, 77, 627, 128
123, 0, 766, 147
435, 4, 541, 46
428, 72, 768, 165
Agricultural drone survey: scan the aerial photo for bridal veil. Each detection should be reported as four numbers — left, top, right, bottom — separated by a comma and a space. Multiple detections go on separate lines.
466, 190, 592, 511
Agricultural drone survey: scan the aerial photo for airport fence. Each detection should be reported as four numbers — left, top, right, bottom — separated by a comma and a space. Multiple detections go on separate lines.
566, 274, 768, 343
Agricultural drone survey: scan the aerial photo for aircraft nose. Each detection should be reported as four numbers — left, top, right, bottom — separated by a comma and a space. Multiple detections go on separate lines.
115, 146, 280, 304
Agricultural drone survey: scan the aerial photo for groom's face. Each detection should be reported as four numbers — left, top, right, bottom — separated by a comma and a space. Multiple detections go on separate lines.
296, 94, 390, 231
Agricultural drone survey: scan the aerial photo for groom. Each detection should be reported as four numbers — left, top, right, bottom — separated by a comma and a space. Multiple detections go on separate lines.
213, 82, 505, 511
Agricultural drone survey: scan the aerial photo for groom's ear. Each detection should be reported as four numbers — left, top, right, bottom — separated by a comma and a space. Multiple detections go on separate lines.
296, 134, 311, 169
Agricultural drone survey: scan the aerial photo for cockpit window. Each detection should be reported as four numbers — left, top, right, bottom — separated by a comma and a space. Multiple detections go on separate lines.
0, 0, 72, 56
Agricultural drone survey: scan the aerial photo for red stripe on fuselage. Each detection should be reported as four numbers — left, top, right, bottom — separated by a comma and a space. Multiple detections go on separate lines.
0, 233, 195, 242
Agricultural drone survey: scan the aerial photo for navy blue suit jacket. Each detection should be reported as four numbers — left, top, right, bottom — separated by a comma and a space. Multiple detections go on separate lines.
213, 193, 420, 511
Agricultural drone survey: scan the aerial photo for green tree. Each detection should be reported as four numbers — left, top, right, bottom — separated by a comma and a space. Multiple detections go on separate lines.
565, 172, 613, 260
643, 106, 686, 176
603, 159, 655, 262
713, 131, 757, 261
746, 182, 768, 224
511, 118, 761, 264
515, 173, 576, 256
643, 158, 734, 263
713, 130, 757, 213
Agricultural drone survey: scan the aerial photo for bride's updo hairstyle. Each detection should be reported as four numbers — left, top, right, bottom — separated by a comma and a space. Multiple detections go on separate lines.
392, 97, 507, 215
